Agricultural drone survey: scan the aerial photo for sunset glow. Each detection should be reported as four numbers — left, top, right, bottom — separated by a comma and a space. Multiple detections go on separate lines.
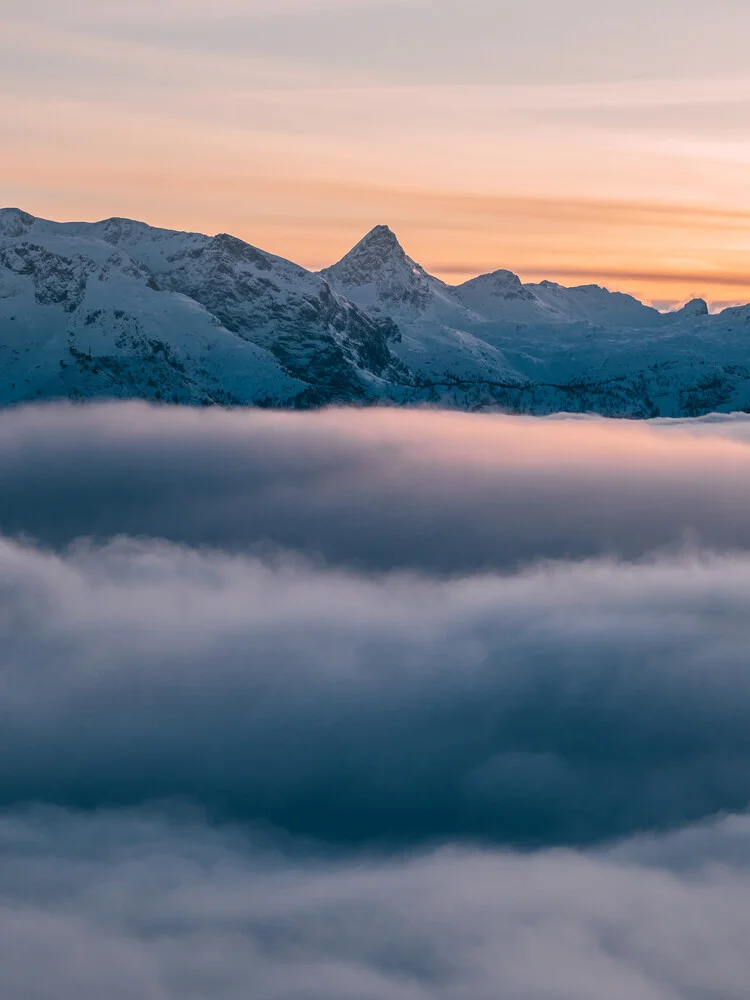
3, 0, 750, 304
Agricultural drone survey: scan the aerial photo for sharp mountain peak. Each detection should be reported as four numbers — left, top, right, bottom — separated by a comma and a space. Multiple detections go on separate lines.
356, 224, 403, 249
325, 224, 413, 273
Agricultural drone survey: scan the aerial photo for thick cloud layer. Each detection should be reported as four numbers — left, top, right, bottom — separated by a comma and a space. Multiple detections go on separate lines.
2, 805, 750, 1000
2, 403, 750, 570
3, 403, 750, 994
3, 534, 750, 845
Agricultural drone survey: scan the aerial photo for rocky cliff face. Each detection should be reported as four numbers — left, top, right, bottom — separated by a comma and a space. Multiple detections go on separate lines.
0, 210, 406, 407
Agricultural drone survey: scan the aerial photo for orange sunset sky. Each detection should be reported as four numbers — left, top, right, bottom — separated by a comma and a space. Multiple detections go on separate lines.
3, 0, 750, 307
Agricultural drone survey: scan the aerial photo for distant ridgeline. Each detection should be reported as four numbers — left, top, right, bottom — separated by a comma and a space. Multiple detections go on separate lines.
1, 207, 748, 417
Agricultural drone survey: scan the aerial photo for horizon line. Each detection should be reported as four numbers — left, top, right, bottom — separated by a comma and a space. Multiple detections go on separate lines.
4, 205, 749, 311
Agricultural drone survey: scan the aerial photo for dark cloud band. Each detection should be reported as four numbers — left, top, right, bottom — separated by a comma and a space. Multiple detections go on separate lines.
1, 403, 750, 571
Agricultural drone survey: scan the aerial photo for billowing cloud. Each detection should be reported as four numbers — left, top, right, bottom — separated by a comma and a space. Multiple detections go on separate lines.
2, 805, 750, 999
3, 524, 750, 843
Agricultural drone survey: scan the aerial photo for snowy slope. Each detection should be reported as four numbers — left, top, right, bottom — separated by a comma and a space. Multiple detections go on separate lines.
0, 209, 406, 406
523, 280, 664, 327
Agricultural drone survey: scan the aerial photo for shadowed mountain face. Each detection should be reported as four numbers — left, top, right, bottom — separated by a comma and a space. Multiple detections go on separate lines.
1, 208, 749, 416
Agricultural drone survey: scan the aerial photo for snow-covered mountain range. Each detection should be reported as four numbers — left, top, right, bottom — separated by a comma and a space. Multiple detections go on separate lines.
2, 207, 749, 416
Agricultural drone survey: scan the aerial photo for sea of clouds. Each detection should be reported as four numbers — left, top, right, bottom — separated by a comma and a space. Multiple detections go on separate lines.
3, 402, 750, 998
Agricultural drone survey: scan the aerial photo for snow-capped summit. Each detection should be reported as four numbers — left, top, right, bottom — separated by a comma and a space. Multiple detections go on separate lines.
526, 280, 663, 327
320, 226, 458, 318
672, 298, 710, 319
454, 268, 545, 321
458, 269, 530, 298
321, 225, 412, 287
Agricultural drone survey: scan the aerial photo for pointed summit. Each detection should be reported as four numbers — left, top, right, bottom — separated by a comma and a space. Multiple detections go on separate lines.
457, 268, 534, 302
320, 225, 448, 316
320, 225, 411, 290
355, 226, 404, 253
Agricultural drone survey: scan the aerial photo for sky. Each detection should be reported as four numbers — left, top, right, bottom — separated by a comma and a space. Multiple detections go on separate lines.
2, 0, 750, 305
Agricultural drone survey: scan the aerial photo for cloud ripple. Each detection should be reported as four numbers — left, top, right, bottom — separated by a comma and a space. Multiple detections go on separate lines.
2, 806, 750, 1000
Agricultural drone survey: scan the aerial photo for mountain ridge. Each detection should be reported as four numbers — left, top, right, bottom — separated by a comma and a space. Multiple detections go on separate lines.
1, 208, 750, 417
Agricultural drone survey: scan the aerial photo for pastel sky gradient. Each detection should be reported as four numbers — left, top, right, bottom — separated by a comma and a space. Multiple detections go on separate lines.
3, 0, 750, 304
